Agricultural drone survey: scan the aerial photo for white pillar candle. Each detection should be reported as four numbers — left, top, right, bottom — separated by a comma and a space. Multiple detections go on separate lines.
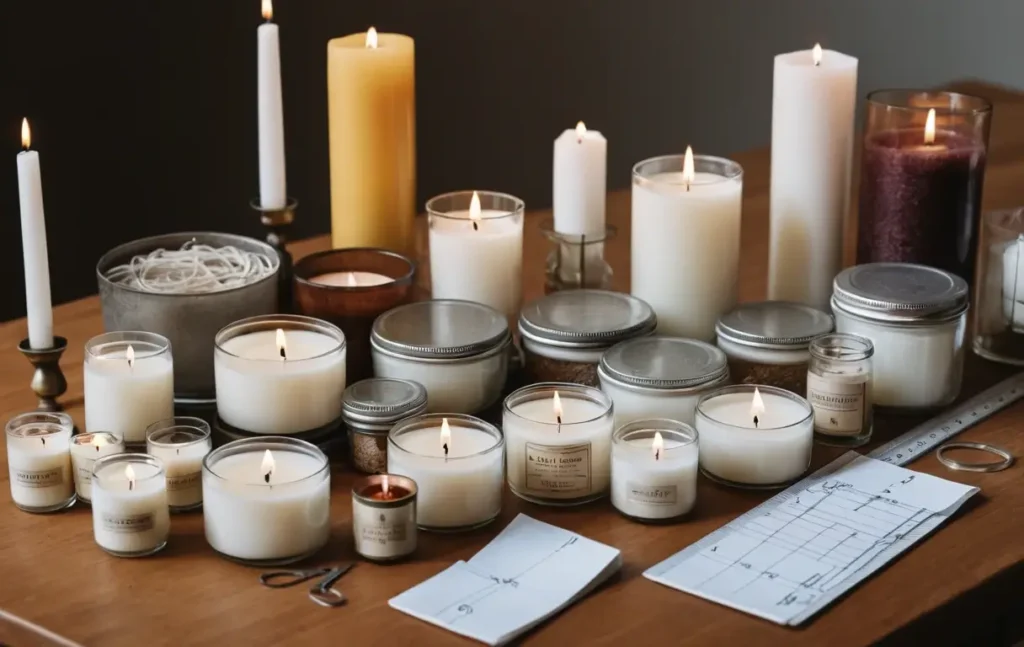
202, 438, 331, 564
146, 417, 212, 511
631, 150, 743, 340
553, 121, 607, 283
503, 383, 614, 505
91, 454, 170, 557
768, 44, 858, 309
387, 415, 503, 531
427, 190, 525, 318
257, 0, 287, 210
16, 119, 54, 349
71, 432, 125, 504
695, 385, 813, 487
611, 420, 699, 521
309, 271, 393, 287
84, 332, 175, 445
214, 316, 347, 434
1002, 236, 1024, 329
6, 412, 75, 513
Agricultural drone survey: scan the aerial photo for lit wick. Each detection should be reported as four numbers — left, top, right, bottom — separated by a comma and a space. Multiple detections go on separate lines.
441, 417, 452, 461
262, 449, 275, 485
812, 43, 822, 67
40, 437, 46, 446
469, 190, 481, 232
750, 387, 766, 430
127, 344, 136, 371
653, 431, 664, 462
276, 328, 287, 361
682, 146, 695, 193
553, 391, 563, 434
126, 464, 136, 492
575, 121, 587, 144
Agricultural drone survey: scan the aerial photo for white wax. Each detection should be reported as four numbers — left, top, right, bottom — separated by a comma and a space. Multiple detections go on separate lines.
387, 425, 503, 529
147, 437, 211, 510
257, 21, 287, 210
372, 350, 507, 414
84, 350, 175, 444
768, 48, 858, 309
91, 462, 170, 555
429, 210, 523, 317
16, 148, 54, 349
309, 271, 393, 287
1001, 238, 1024, 329
696, 391, 812, 486
71, 434, 125, 502
7, 427, 74, 511
215, 329, 346, 434
611, 435, 698, 519
632, 171, 742, 340
553, 126, 607, 236
203, 450, 331, 562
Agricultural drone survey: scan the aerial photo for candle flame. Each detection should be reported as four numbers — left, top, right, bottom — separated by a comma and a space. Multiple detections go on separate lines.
261, 0, 273, 21
20, 118, 30, 149
751, 387, 766, 427
366, 26, 378, 49
652, 431, 664, 461
553, 391, 563, 421
382, 474, 390, 496
682, 146, 695, 188
125, 464, 136, 489
575, 121, 587, 142
346, 272, 358, 287
924, 108, 936, 145
92, 434, 109, 448
812, 43, 822, 66
276, 328, 287, 360
126, 345, 135, 369
469, 190, 482, 230
441, 417, 452, 457
262, 449, 275, 483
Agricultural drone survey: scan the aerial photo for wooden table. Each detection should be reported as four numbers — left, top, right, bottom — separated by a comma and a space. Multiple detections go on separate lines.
3, 81, 1024, 646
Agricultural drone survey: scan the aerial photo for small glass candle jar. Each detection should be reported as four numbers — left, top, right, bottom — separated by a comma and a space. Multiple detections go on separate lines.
387, 414, 504, 532
215, 314, 347, 435
146, 417, 212, 512
502, 382, 614, 506
91, 453, 170, 557
372, 300, 512, 413
695, 384, 813, 489
599, 337, 729, 427
351, 473, 418, 561
540, 222, 616, 292
84, 331, 174, 446
6, 412, 75, 513
294, 248, 416, 383
342, 378, 428, 474
611, 419, 699, 523
973, 207, 1024, 365
807, 334, 874, 447
715, 301, 833, 395
71, 432, 125, 504
203, 436, 331, 565
520, 289, 656, 387
832, 263, 968, 411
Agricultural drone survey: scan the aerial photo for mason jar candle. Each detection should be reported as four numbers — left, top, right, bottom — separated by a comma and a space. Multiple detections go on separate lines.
611, 419, 699, 522
342, 378, 428, 474
6, 412, 75, 513
832, 263, 968, 410
372, 300, 511, 413
519, 289, 656, 387
146, 417, 212, 511
807, 333, 874, 446
71, 432, 125, 504
91, 453, 171, 557
351, 473, 418, 561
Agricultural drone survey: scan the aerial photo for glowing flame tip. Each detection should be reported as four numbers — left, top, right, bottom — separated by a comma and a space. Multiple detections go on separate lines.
812, 43, 822, 66
924, 108, 936, 145
682, 146, 695, 186
261, 0, 273, 21
366, 26, 378, 49
575, 121, 587, 140
20, 118, 30, 150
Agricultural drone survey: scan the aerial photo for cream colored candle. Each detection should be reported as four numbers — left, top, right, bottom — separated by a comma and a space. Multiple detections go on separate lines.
327, 27, 416, 254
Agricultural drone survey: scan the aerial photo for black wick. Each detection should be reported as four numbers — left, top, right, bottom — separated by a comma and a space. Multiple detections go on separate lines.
279, 346, 287, 360
556, 414, 562, 434
129, 480, 134, 492
264, 471, 271, 484
41, 437, 46, 446
655, 448, 661, 461
753, 415, 759, 429
443, 443, 449, 460
472, 221, 478, 232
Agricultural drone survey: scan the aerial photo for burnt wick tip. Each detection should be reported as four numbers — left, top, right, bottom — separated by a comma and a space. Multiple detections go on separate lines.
472, 221, 478, 231
443, 443, 449, 457
41, 438, 46, 446
264, 472, 271, 484
279, 347, 287, 360
753, 415, 759, 429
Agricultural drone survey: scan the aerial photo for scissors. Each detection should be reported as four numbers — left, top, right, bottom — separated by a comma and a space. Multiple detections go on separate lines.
259, 563, 355, 607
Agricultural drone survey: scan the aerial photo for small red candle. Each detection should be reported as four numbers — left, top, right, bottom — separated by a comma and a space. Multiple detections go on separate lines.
364, 475, 410, 501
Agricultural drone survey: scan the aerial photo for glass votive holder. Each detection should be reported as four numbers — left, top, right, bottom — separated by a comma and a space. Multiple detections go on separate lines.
342, 378, 428, 474
351, 473, 418, 561
91, 453, 170, 557
6, 412, 75, 513
84, 331, 174, 446
973, 207, 1024, 365
387, 413, 504, 532
71, 432, 125, 504
540, 221, 617, 292
146, 417, 212, 512
857, 90, 992, 282
294, 248, 416, 384
214, 314, 347, 435
203, 436, 331, 565
611, 419, 698, 523
807, 333, 874, 447
695, 384, 813, 489
502, 382, 615, 506
426, 190, 525, 318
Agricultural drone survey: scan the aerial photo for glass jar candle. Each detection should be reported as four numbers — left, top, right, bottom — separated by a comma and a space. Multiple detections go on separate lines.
973, 207, 1024, 365
351, 474, 418, 562
520, 289, 656, 387
6, 412, 75, 513
715, 301, 833, 395
807, 333, 874, 447
832, 263, 968, 410
91, 453, 170, 557
146, 417, 212, 512
371, 300, 512, 413
71, 432, 125, 504
598, 337, 729, 426
342, 378, 428, 474
502, 382, 614, 506
611, 419, 699, 522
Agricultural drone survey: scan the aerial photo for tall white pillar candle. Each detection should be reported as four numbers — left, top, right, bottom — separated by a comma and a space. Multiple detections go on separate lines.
91, 454, 170, 557
610, 420, 699, 521
631, 150, 743, 340
768, 45, 858, 309
16, 119, 54, 349
554, 121, 606, 235
146, 417, 212, 511
6, 412, 75, 513
71, 432, 125, 504
257, 0, 286, 209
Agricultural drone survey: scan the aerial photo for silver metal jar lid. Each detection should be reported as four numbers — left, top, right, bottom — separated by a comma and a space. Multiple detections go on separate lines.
371, 300, 511, 360
832, 263, 969, 323
519, 290, 656, 349
342, 378, 428, 428
599, 336, 728, 390
715, 301, 833, 350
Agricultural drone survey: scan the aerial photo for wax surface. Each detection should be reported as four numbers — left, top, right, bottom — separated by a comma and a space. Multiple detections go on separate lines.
209, 450, 324, 486
699, 391, 809, 429
219, 330, 340, 361
508, 396, 606, 425
309, 271, 393, 287
393, 425, 499, 459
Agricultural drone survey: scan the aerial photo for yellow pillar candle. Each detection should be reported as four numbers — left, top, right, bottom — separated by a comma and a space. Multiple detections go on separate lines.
327, 27, 416, 254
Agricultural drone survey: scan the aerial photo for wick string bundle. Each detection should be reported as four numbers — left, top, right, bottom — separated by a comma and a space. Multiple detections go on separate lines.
106, 241, 275, 294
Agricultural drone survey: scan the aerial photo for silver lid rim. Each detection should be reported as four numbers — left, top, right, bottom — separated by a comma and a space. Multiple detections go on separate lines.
597, 337, 730, 390
830, 295, 969, 325
831, 263, 969, 323
598, 363, 730, 393
518, 290, 657, 349
342, 378, 429, 426
714, 301, 834, 350
371, 300, 511, 360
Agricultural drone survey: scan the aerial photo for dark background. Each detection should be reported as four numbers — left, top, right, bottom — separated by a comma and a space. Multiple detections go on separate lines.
2, 0, 1021, 322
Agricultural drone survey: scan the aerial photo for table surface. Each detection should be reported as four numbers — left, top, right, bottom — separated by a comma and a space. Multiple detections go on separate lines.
3, 81, 1024, 647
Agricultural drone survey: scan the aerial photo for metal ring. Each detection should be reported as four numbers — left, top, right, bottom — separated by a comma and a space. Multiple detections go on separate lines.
936, 442, 1014, 473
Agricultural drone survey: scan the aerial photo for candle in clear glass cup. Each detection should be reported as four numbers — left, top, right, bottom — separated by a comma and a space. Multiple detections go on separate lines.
91, 453, 170, 557
309, 271, 393, 287
71, 432, 125, 504
6, 412, 75, 513
146, 417, 212, 511
611, 419, 699, 521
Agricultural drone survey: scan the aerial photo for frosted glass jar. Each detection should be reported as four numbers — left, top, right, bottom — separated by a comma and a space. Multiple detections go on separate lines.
598, 337, 729, 427
832, 263, 968, 410
371, 300, 511, 414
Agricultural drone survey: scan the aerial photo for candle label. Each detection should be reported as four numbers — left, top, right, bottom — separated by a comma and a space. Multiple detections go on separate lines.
524, 442, 591, 495
626, 482, 677, 505
353, 502, 416, 558
807, 373, 867, 436
166, 472, 201, 492
101, 512, 154, 534
14, 467, 64, 488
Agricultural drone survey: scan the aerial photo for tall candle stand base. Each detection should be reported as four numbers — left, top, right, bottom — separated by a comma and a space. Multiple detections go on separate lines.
251, 197, 298, 312
540, 221, 616, 293
18, 336, 69, 412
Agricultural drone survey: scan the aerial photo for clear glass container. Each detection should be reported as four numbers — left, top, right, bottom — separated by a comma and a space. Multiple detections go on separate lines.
91, 453, 170, 557
342, 378, 428, 474
540, 221, 616, 292
351, 473, 418, 561
146, 417, 212, 512
807, 334, 874, 447
973, 207, 1024, 365
610, 419, 699, 523
6, 412, 75, 513
71, 432, 125, 504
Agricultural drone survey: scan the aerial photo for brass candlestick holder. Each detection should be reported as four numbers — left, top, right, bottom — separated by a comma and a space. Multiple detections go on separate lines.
18, 336, 69, 412
251, 197, 298, 312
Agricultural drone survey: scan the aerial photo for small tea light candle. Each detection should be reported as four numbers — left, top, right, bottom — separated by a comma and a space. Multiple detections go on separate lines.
146, 417, 212, 512
91, 453, 170, 557
309, 271, 393, 287
695, 385, 813, 488
387, 414, 504, 531
6, 412, 75, 513
71, 432, 125, 504
611, 419, 699, 522
351, 473, 418, 561
502, 383, 614, 505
